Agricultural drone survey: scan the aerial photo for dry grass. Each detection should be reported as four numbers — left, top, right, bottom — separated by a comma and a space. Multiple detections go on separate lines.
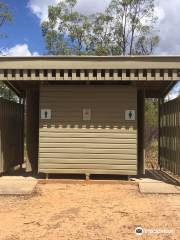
145, 140, 159, 169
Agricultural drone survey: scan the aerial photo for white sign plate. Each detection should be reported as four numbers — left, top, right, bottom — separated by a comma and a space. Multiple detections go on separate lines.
41, 109, 51, 120
125, 110, 136, 121
83, 108, 91, 121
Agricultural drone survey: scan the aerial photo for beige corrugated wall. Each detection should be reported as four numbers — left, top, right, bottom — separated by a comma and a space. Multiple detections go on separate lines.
39, 85, 137, 175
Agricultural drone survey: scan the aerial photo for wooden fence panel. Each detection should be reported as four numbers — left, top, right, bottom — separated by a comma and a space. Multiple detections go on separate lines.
160, 97, 180, 176
0, 98, 24, 173
25, 88, 39, 173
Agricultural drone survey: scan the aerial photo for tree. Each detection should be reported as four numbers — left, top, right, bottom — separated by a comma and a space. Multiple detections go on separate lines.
42, 0, 91, 55
0, 82, 18, 101
0, 2, 12, 42
0, 2, 15, 101
107, 0, 159, 55
145, 99, 159, 169
42, 0, 159, 55
145, 99, 158, 148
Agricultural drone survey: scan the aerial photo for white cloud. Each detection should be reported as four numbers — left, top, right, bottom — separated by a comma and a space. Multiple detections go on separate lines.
1, 44, 39, 56
28, 0, 58, 21
75, 0, 111, 15
28, 0, 180, 55
155, 0, 180, 55
28, 0, 111, 22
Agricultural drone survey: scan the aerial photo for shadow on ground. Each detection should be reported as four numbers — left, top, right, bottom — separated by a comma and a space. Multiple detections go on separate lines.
2, 165, 180, 186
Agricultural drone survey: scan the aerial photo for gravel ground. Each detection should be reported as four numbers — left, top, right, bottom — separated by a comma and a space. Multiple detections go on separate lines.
0, 182, 179, 240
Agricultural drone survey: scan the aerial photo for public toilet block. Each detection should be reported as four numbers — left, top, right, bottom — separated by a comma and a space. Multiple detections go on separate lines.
0, 56, 180, 177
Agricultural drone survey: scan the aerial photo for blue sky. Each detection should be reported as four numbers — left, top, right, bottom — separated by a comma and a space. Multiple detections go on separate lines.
1, 0, 45, 55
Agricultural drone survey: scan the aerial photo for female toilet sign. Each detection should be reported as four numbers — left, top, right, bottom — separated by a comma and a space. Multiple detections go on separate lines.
41, 109, 51, 119
125, 110, 136, 120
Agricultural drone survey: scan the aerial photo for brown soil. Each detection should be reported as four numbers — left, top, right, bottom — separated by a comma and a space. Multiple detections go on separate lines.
0, 182, 179, 240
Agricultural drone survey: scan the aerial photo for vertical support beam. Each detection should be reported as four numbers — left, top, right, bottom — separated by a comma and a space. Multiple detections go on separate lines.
0, 100, 2, 173
137, 90, 145, 175
158, 98, 163, 169
86, 173, 90, 181
20, 97, 24, 170
25, 87, 39, 173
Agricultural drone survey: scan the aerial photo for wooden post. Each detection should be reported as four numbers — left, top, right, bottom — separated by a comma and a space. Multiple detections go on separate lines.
20, 97, 24, 170
0, 116, 2, 173
137, 90, 145, 175
158, 98, 163, 170
25, 88, 39, 173
86, 173, 90, 181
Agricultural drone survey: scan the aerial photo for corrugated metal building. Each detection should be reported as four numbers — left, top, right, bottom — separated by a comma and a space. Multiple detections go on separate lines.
0, 56, 179, 177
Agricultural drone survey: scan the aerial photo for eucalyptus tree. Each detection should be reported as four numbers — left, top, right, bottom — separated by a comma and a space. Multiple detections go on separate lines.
107, 0, 159, 55
0, 2, 15, 100
41, 0, 159, 55
0, 2, 12, 40
42, 0, 91, 55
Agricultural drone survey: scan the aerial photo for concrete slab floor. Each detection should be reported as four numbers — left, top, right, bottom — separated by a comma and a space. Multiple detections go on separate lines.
0, 177, 37, 195
139, 181, 180, 194
130, 178, 163, 183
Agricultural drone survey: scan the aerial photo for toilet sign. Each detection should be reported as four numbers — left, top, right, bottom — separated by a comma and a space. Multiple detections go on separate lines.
83, 108, 91, 121
41, 109, 51, 120
125, 110, 136, 121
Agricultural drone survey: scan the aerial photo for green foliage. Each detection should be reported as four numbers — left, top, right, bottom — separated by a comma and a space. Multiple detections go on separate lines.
145, 99, 158, 148
0, 2, 17, 101
41, 0, 91, 55
145, 140, 158, 169
0, 82, 18, 101
42, 0, 159, 55
0, 1, 12, 39
107, 0, 159, 55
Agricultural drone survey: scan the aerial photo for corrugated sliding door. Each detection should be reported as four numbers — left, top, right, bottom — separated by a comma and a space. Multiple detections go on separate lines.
39, 85, 137, 175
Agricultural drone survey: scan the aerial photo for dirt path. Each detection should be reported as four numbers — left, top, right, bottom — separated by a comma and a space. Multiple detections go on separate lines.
0, 182, 179, 240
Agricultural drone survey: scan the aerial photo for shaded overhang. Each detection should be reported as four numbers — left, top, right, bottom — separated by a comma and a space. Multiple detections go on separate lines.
0, 55, 179, 98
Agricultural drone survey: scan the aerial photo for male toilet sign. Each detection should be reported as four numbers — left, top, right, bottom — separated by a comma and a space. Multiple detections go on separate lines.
125, 110, 136, 121
41, 109, 51, 119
